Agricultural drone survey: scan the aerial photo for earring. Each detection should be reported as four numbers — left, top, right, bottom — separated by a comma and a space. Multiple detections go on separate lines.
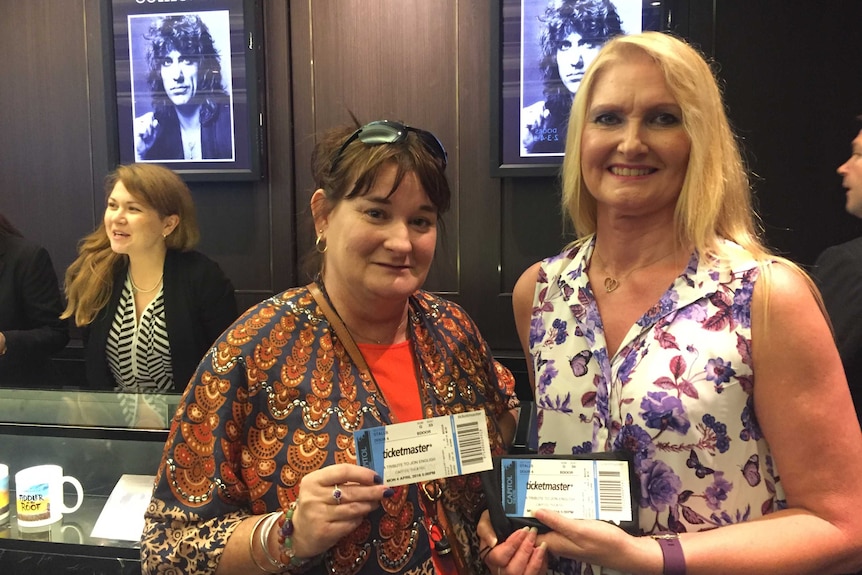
315, 230, 327, 254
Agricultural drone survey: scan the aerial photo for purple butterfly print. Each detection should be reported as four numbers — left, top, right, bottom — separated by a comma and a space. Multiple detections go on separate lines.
741, 454, 761, 487
686, 449, 715, 478
569, 350, 592, 377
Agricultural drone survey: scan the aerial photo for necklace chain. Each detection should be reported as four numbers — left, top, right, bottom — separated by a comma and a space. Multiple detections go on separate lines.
345, 313, 409, 345
592, 249, 676, 293
129, 271, 164, 294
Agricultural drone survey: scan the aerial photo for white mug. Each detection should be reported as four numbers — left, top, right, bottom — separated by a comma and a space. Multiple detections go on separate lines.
0, 463, 9, 524
15, 464, 83, 528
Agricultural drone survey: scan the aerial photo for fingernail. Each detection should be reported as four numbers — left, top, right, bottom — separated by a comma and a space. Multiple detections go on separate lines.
373, 474, 383, 484
383, 488, 395, 498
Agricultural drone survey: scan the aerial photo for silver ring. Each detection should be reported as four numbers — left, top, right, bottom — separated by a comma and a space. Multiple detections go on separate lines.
332, 484, 343, 504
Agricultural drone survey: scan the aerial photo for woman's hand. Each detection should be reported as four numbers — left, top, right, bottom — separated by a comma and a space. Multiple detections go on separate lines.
477, 510, 547, 575
533, 510, 653, 573
287, 463, 392, 559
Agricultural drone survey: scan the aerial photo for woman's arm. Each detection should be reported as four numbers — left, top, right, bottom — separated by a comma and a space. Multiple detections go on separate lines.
1, 245, 68, 363
512, 262, 541, 392
533, 262, 862, 574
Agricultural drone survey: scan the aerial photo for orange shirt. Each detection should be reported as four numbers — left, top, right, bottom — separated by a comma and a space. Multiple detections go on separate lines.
357, 340, 422, 422
357, 341, 457, 575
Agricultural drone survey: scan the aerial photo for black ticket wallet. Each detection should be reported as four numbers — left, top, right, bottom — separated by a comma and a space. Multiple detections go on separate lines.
480, 452, 640, 541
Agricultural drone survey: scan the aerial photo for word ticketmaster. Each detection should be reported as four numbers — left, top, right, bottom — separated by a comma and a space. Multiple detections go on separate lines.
500, 457, 633, 525
354, 411, 492, 486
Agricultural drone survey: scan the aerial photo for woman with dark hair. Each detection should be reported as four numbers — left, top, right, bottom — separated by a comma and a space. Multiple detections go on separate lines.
141, 120, 519, 574
62, 163, 237, 396
522, 0, 623, 155
0, 213, 69, 387
134, 14, 233, 161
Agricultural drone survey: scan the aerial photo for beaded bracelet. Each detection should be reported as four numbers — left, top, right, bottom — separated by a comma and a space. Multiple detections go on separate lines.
259, 511, 289, 571
277, 501, 310, 567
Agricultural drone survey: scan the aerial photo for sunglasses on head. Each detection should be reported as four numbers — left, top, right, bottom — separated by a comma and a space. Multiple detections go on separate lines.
330, 120, 448, 173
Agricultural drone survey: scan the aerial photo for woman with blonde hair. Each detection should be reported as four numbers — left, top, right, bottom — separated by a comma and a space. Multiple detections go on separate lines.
480, 32, 862, 575
63, 163, 237, 394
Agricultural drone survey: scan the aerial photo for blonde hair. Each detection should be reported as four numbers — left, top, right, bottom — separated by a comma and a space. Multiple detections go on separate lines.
561, 32, 760, 258
62, 164, 199, 326
559, 32, 823, 321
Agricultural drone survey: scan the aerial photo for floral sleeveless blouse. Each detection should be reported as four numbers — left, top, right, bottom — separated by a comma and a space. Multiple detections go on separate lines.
531, 238, 786, 575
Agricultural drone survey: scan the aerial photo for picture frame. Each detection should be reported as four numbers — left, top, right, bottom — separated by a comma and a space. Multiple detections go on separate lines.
490, 0, 689, 177
110, 0, 265, 181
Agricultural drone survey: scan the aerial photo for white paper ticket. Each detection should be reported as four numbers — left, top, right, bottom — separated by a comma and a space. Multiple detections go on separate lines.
353, 411, 492, 486
500, 457, 633, 524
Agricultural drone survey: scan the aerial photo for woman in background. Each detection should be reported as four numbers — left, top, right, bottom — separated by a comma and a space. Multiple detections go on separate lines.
0, 212, 69, 387
62, 163, 237, 400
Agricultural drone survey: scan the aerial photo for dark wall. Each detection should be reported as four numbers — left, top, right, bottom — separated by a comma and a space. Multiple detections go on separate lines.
712, 1, 862, 265
1, 0, 861, 373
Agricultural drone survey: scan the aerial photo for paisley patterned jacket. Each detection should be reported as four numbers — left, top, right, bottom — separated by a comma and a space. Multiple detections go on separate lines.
140, 284, 518, 575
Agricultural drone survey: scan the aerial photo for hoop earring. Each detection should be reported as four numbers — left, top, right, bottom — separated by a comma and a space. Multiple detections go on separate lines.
315, 232, 327, 254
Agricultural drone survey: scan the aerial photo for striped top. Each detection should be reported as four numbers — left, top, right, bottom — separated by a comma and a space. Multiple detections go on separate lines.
106, 275, 173, 393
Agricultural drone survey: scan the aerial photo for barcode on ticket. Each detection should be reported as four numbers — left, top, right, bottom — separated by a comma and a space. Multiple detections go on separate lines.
454, 417, 485, 468
598, 467, 623, 513
501, 458, 633, 524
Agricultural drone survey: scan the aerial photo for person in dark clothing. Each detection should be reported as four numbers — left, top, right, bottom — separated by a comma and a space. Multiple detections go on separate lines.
61, 163, 237, 395
134, 14, 234, 161
812, 120, 862, 424
0, 213, 69, 387
522, 0, 623, 155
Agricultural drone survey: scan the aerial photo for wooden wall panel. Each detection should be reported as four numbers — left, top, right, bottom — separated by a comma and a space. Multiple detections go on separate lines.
0, 0, 98, 278
4, 0, 862, 376
290, 0, 461, 294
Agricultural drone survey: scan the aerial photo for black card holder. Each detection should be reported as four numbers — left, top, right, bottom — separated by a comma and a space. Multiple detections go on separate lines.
480, 452, 640, 541
480, 456, 546, 538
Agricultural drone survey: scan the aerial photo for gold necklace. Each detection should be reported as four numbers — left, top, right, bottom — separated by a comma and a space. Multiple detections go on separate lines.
592, 249, 676, 293
128, 271, 163, 294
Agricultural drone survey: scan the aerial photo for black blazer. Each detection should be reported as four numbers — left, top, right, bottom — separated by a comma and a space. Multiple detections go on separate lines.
812, 236, 862, 424
0, 233, 69, 386
84, 249, 238, 392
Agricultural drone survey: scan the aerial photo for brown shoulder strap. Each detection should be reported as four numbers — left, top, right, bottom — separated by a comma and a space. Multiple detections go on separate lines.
307, 282, 372, 379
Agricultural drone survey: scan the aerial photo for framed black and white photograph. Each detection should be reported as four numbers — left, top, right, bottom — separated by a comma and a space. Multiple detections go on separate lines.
111, 0, 264, 181
491, 0, 677, 177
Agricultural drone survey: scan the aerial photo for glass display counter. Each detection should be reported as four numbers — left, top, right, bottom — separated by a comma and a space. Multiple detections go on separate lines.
0, 388, 179, 574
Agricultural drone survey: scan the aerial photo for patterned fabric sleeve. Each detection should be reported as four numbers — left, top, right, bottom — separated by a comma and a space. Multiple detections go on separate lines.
140, 303, 264, 574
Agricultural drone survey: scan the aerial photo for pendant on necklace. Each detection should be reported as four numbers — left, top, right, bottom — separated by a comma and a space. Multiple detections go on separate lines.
604, 277, 620, 293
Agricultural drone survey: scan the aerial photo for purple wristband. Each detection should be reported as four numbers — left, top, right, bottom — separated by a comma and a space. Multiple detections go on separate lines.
652, 533, 685, 575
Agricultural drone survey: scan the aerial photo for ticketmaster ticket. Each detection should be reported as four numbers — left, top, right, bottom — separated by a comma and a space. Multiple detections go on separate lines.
500, 457, 633, 525
353, 411, 492, 486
